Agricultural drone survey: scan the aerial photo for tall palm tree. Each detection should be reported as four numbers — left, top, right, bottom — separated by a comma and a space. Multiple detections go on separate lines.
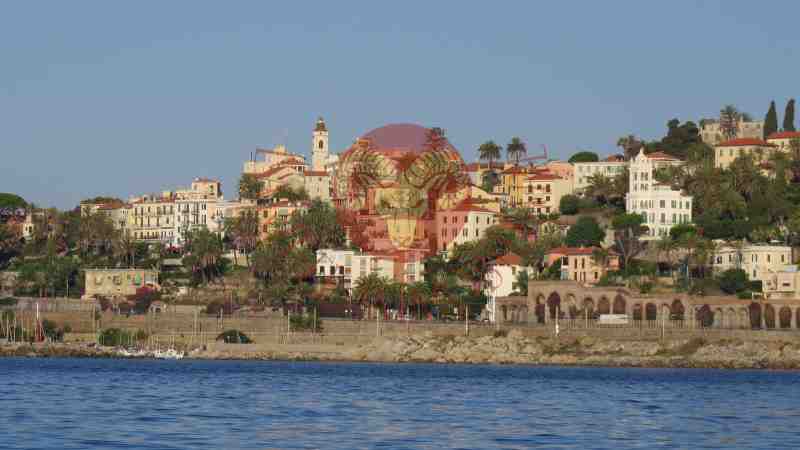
353, 273, 388, 319
405, 281, 431, 320
505, 207, 539, 239
506, 137, 527, 166
478, 141, 502, 169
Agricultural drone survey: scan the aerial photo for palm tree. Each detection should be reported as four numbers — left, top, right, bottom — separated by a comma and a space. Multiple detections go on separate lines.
114, 230, 137, 267
405, 281, 431, 320
352, 273, 388, 319
478, 141, 502, 169
505, 207, 539, 240
720, 105, 741, 140
512, 270, 530, 296
506, 137, 527, 166
616, 135, 643, 160
655, 235, 679, 281
584, 173, 614, 203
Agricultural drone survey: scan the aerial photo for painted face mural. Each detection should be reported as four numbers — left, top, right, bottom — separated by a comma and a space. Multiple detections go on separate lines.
335, 124, 469, 251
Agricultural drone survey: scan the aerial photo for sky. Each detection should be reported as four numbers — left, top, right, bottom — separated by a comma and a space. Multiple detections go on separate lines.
2, 1, 799, 209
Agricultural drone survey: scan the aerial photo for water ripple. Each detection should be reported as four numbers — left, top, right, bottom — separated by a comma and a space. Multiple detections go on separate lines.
1, 358, 798, 449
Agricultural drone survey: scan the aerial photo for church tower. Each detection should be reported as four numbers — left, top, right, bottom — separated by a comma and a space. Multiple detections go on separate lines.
312, 117, 329, 172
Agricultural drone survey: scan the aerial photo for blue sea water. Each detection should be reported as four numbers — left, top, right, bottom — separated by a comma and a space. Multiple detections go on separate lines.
0, 358, 798, 449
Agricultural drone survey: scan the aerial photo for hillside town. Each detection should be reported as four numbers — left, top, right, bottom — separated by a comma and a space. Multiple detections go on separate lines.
3, 100, 800, 333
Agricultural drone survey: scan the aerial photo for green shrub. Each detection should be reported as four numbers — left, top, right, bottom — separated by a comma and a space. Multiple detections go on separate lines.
718, 268, 748, 294
290, 314, 323, 332
216, 329, 253, 344
736, 290, 753, 300
98, 328, 133, 346
559, 195, 580, 215
638, 281, 653, 294
0, 297, 17, 306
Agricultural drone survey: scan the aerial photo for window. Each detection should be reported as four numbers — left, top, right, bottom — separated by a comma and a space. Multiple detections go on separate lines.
659, 200, 665, 208
319, 266, 325, 275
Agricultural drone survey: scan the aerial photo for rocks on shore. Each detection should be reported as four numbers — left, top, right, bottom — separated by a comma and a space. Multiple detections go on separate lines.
5, 335, 800, 370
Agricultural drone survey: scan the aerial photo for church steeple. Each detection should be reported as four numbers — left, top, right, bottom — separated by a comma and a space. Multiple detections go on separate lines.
312, 117, 329, 171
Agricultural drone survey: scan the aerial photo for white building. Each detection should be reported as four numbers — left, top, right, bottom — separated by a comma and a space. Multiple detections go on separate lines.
484, 253, 531, 323
316, 249, 393, 293
435, 200, 498, 254
710, 242, 793, 283
572, 159, 626, 193
625, 149, 692, 239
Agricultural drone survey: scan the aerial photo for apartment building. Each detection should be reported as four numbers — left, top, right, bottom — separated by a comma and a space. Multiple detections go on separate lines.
572, 159, 626, 192
710, 242, 793, 283
625, 149, 692, 239
546, 246, 620, 285
714, 138, 777, 170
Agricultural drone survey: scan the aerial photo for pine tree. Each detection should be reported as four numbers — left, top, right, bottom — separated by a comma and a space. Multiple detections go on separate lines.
784, 98, 796, 132
764, 100, 779, 139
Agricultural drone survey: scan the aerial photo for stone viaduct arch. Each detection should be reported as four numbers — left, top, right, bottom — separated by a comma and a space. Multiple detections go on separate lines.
493, 281, 800, 330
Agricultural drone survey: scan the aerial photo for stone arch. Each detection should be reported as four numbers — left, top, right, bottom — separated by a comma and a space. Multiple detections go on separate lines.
726, 307, 736, 329
632, 303, 643, 321
749, 303, 761, 329
670, 300, 685, 320
645, 303, 657, 321
779, 306, 792, 329
713, 307, 724, 328
738, 307, 749, 329
535, 294, 546, 324
501, 305, 508, 322
613, 295, 627, 315
566, 294, 579, 319
547, 292, 562, 320
697, 305, 713, 328
582, 297, 595, 319
598, 297, 610, 315
764, 304, 776, 329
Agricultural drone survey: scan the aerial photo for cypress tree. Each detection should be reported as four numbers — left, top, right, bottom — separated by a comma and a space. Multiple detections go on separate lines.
784, 98, 796, 132
764, 100, 779, 139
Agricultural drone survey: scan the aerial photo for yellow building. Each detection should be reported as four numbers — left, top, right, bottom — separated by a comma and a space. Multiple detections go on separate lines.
500, 166, 530, 207
83, 268, 159, 299
520, 171, 571, 215
767, 131, 800, 152
714, 138, 777, 169
128, 194, 176, 243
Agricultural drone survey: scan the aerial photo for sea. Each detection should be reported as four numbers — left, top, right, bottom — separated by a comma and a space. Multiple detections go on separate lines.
1, 358, 798, 449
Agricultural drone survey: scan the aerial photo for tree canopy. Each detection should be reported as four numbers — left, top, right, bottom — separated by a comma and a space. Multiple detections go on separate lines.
764, 100, 779, 139
568, 151, 599, 163
564, 216, 604, 247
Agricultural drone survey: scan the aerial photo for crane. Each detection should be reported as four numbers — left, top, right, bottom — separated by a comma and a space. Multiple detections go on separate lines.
518, 144, 549, 165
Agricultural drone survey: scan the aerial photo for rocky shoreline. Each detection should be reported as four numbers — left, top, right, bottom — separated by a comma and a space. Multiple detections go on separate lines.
5, 332, 800, 370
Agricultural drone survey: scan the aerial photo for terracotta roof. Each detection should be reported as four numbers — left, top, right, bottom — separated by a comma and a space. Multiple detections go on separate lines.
492, 252, 523, 266
767, 131, 800, 140
465, 162, 505, 171
502, 167, 528, 174
645, 151, 680, 160
716, 138, 776, 148
547, 246, 601, 256
303, 170, 328, 177
527, 173, 561, 181
450, 199, 496, 214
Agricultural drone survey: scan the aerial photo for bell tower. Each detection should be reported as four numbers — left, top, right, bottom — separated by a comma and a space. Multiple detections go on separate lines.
312, 117, 329, 172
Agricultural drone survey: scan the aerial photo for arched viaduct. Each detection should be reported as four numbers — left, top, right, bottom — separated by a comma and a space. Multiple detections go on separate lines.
496, 281, 800, 330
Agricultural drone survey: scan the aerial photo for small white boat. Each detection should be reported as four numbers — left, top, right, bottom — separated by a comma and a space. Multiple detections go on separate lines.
153, 348, 185, 360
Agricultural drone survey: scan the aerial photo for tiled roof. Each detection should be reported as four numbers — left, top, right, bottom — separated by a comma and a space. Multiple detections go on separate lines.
527, 173, 561, 181
716, 138, 776, 147
450, 199, 496, 214
303, 170, 329, 176
645, 151, 680, 160
491, 252, 523, 266
547, 246, 602, 256
767, 131, 800, 140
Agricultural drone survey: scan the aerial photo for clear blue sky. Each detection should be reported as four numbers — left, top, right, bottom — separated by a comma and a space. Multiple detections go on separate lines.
2, 1, 799, 209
